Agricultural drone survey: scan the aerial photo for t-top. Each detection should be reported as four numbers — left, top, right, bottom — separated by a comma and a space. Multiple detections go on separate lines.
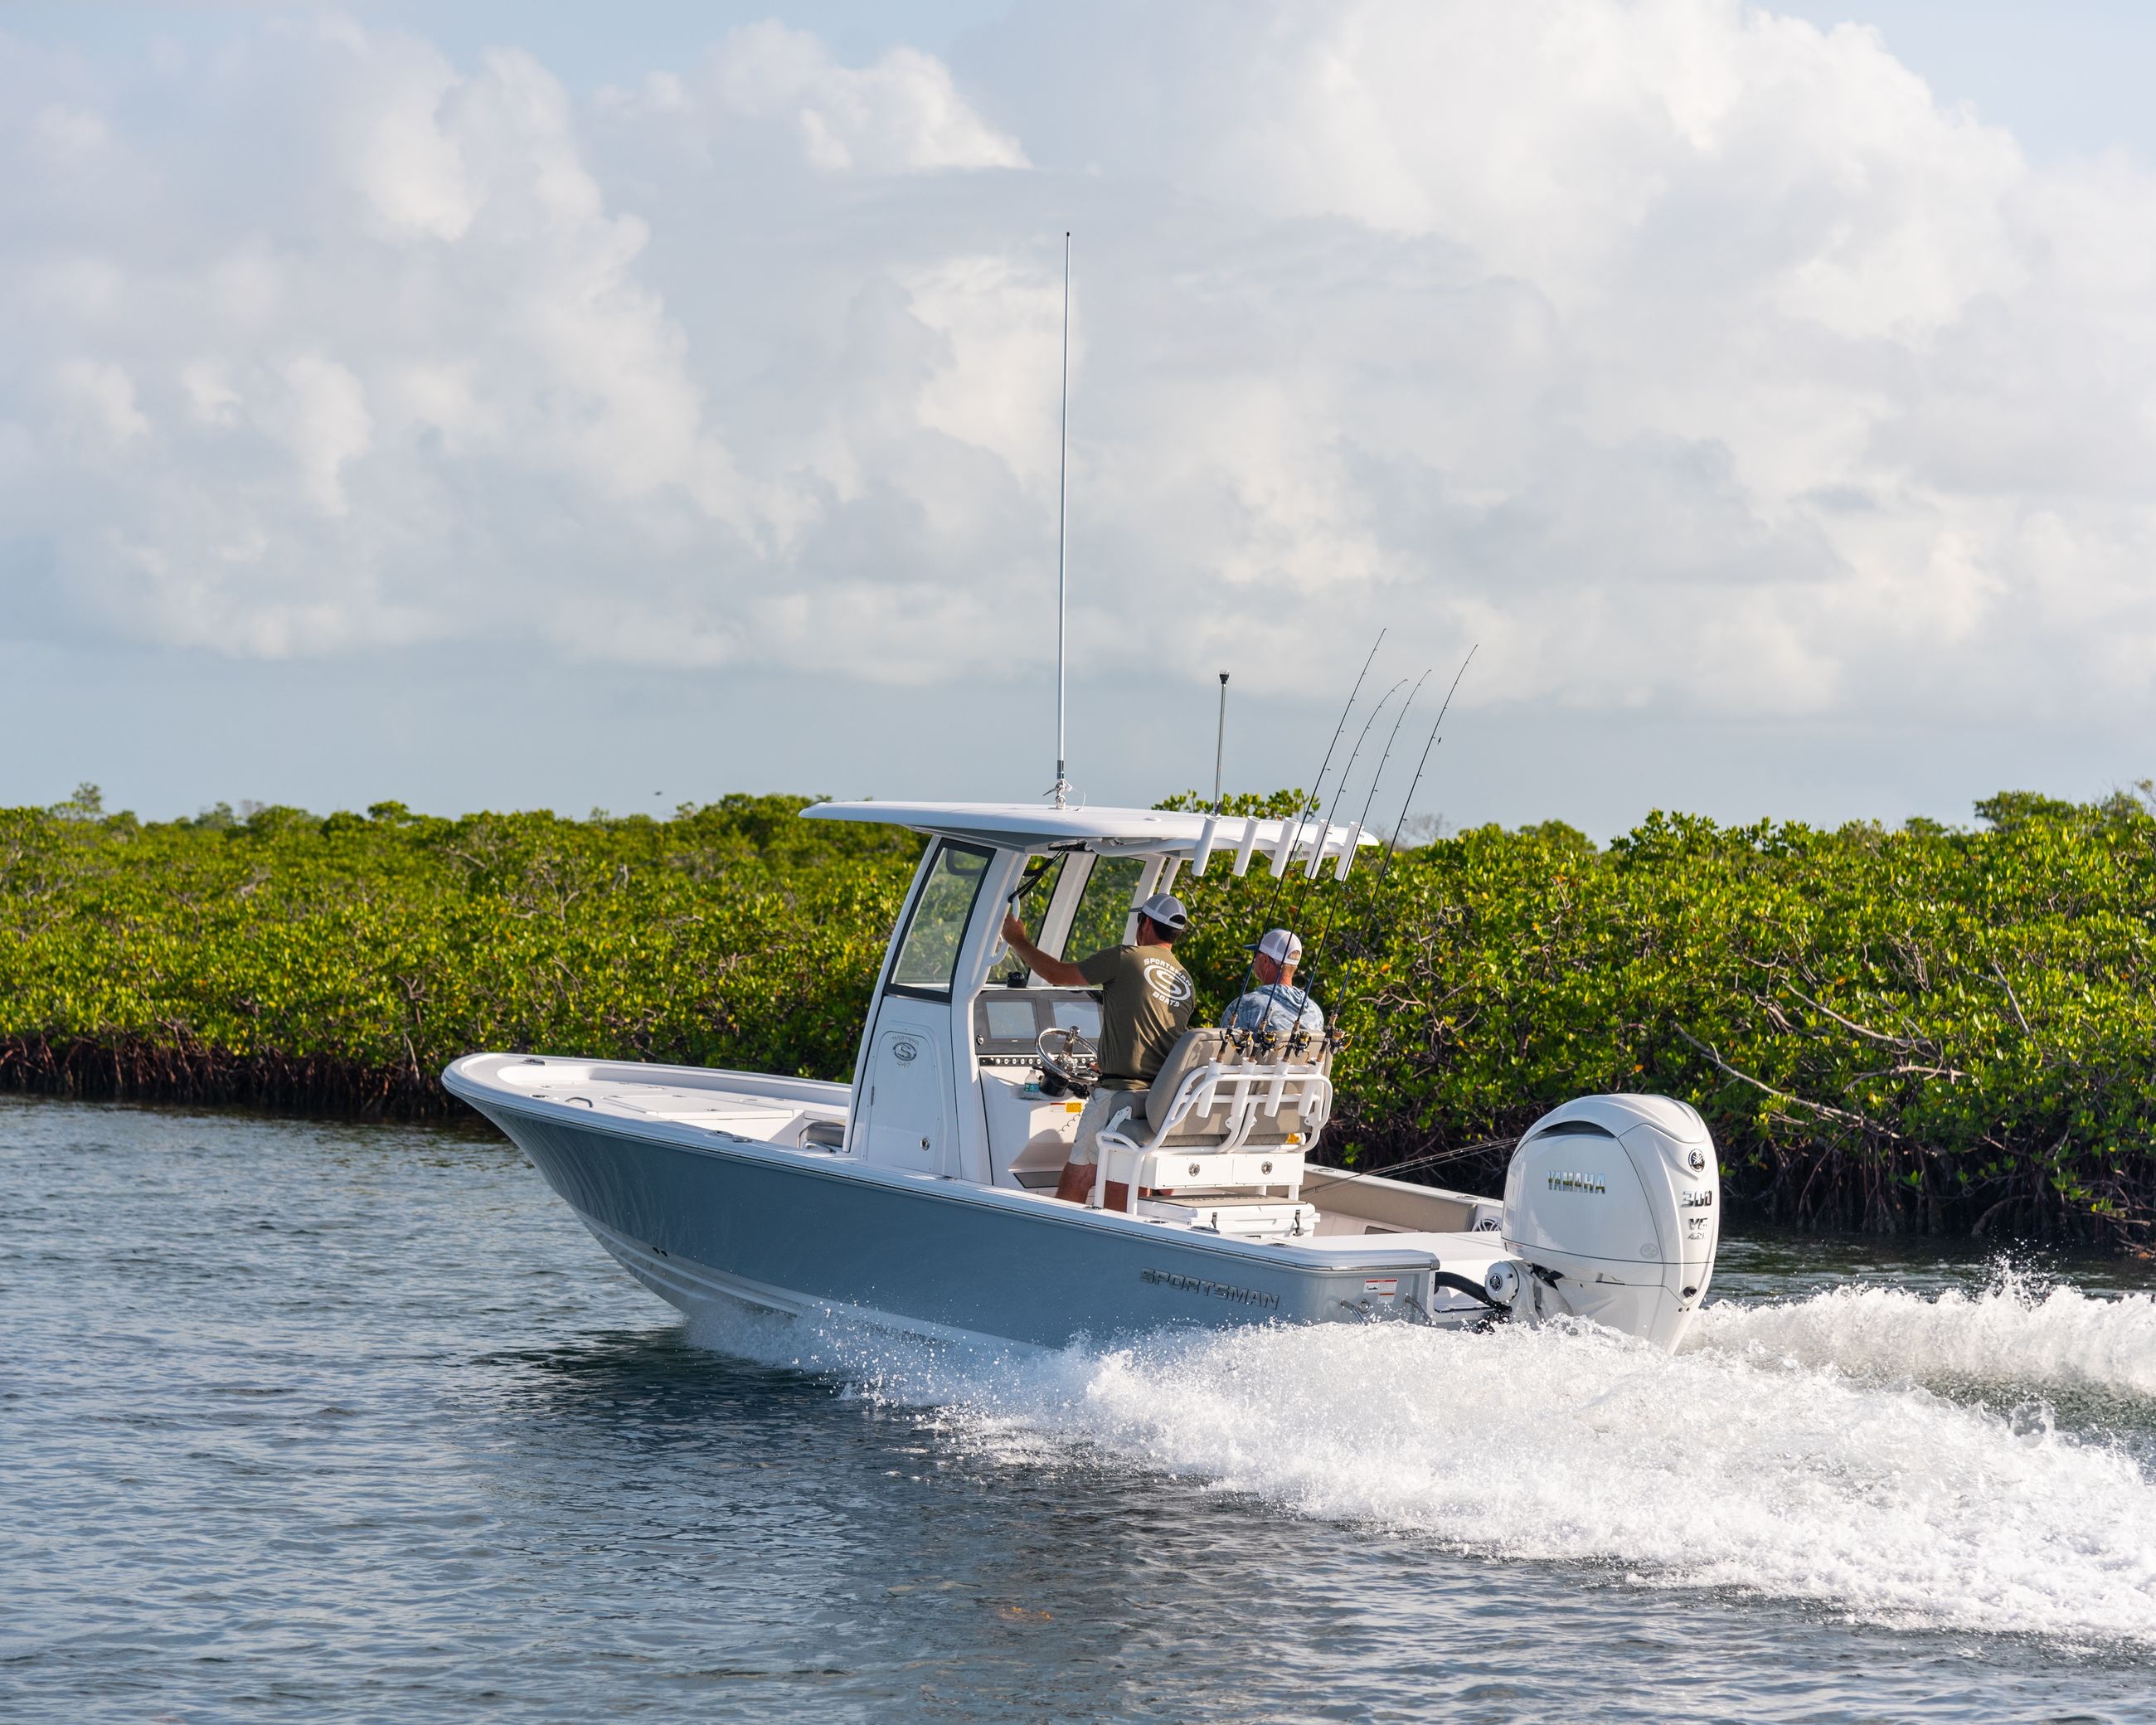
1076, 942, 1197, 1087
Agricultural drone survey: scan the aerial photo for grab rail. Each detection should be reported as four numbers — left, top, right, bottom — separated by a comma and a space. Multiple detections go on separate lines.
1090, 1060, 1333, 1211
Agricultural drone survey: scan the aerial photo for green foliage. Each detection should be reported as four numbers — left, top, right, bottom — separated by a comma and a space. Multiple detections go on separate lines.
1065, 856, 1148, 963
0, 794, 921, 1100
2, 782, 2151, 1242
1200, 794, 2156, 1244
1974, 790, 2085, 829
1156, 789, 1309, 819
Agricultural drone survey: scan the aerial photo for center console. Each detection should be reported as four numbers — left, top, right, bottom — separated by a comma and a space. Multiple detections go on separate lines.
970, 989, 1102, 1069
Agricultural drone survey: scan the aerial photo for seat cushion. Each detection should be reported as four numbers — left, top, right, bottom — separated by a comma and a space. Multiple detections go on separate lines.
1139, 1028, 1335, 1149
1144, 1028, 1237, 1132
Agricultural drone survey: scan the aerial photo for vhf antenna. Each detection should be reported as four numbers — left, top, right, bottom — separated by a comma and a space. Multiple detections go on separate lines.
1051, 231, 1073, 809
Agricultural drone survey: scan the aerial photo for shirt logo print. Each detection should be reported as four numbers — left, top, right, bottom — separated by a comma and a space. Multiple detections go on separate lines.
1142, 957, 1194, 1008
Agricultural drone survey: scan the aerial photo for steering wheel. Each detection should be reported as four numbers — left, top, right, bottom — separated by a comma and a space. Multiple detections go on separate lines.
1035, 1025, 1097, 1100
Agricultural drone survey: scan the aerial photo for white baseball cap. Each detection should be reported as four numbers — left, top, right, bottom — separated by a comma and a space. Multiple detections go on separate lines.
1136, 892, 1189, 933
1250, 928, 1303, 964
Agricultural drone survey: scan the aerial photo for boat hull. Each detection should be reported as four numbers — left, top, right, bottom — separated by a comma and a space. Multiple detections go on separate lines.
459, 1089, 1452, 1348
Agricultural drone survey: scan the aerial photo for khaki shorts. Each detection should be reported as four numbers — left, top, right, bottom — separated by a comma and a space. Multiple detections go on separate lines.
1066, 1086, 1146, 1166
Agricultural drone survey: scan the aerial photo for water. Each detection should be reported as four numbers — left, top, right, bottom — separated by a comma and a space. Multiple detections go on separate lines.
5, 1099, 2155, 1723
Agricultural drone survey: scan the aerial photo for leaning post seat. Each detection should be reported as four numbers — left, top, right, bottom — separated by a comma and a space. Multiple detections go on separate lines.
1089, 1027, 1335, 1212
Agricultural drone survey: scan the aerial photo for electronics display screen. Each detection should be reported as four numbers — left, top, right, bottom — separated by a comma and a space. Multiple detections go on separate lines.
982, 999, 1039, 1042
972, 989, 1102, 1062
1050, 999, 1101, 1039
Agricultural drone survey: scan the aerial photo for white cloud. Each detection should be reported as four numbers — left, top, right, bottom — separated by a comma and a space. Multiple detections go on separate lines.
55, 359, 148, 446
34, 103, 110, 163
705, 22, 1027, 174
905, 253, 1066, 493
180, 360, 240, 428
340, 36, 480, 242
964, 0, 2156, 711
274, 354, 373, 516
2, 0, 2154, 753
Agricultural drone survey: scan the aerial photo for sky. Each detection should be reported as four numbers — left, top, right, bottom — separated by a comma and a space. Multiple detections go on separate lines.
4, 1, 2154, 834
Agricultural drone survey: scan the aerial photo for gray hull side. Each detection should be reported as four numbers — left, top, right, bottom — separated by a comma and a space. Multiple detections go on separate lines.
474, 1101, 1422, 1348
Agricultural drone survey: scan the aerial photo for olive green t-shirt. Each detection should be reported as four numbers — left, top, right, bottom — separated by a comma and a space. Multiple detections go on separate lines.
1076, 943, 1196, 1086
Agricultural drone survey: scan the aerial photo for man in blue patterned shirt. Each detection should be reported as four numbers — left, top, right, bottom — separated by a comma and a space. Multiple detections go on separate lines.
1220, 927, 1325, 1037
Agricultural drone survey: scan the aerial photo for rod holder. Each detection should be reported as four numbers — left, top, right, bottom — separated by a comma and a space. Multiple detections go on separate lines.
1268, 819, 1298, 878
1193, 814, 1221, 875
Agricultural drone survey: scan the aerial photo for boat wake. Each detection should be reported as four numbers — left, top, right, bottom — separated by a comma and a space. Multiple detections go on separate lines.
1690, 1265, 2156, 1400
684, 1271, 2156, 1647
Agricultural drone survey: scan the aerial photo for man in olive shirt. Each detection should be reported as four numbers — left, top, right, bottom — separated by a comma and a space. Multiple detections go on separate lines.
998, 889, 1196, 1203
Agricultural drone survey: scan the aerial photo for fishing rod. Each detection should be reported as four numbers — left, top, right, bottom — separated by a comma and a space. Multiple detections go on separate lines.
1280, 675, 1405, 946
1286, 646, 1473, 1043
1263, 629, 1383, 916
1358, 668, 1432, 834
1266, 675, 1406, 1033
1371, 644, 1476, 895
1276, 629, 1380, 862
1299, 1133, 1520, 1195
1296, 665, 1432, 1001
1230, 629, 1385, 1008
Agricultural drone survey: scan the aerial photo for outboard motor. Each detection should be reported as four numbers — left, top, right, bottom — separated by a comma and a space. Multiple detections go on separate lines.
1489, 1095, 1720, 1351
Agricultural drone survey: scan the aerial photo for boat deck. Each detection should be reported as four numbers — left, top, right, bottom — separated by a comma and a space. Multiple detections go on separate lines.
477, 1055, 848, 1150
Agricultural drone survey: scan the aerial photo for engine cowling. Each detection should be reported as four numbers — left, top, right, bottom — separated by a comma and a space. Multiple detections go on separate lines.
1498, 1094, 1720, 1351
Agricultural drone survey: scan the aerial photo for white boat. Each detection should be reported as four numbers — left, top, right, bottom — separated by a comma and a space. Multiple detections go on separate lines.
445, 799, 1722, 1350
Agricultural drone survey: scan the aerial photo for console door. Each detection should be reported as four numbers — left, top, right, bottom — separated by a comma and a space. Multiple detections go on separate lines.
858, 1008, 949, 1173
851, 840, 990, 1175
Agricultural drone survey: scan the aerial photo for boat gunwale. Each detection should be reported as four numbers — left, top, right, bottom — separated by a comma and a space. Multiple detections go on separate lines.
444, 1052, 1454, 1279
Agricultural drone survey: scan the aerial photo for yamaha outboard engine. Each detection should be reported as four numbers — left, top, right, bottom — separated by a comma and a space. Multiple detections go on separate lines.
1490, 1095, 1720, 1350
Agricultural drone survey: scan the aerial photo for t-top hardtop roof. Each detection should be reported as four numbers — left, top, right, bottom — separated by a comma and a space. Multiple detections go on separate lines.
802, 800, 1381, 875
